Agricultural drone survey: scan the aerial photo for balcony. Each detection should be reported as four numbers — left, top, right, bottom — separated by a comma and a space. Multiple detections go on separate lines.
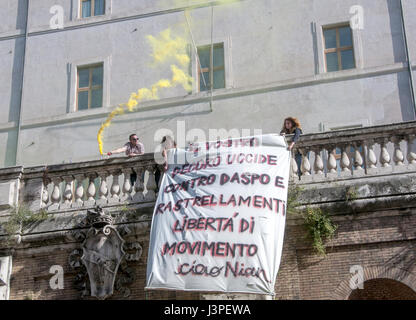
1, 122, 416, 301
0, 121, 415, 242
290, 121, 416, 183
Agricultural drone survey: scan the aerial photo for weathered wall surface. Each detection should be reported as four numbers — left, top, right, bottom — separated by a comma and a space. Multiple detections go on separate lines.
3, 171, 416, 300
1, 0, 416, 167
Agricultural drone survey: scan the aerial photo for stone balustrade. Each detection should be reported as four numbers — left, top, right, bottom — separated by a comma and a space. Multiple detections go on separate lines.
0, 121, 416, 215
4, 154, 163, 214
290, 121, 416, 183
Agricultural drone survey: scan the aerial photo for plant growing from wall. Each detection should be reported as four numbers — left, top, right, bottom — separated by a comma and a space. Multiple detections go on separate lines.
302, 206, 337, 256
1, 204, 49, 241
287, 185, 337, 256
345, 186, 359, 202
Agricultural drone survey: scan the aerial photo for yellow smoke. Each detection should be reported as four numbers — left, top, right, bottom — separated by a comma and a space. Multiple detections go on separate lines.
147, 29, 190, 67
97, 27, 193, 155
97, 1, 240, 155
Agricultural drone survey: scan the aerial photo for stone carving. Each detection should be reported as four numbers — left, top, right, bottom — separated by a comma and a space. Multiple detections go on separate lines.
80, 206, 125, 299
68, 249, 90, 298
69, 206, 143, 299
115, 261, 137, 298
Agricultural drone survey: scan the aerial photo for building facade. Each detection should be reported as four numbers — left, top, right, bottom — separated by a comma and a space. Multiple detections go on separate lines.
0, 0, 416, 168
1, 0, 416, 301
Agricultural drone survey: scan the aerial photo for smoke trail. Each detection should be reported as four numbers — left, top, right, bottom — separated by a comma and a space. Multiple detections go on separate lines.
97, 27, 193, 155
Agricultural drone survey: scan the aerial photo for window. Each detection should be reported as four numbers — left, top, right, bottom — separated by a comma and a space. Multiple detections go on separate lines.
197, 43, 225, 92
77, 64, 103, 110
323, 25, 355, 72
81, 0, 105, 18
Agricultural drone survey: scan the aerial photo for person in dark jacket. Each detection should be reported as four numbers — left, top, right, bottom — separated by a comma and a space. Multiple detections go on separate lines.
154, 136, 177, 190
280, 117, 303, 177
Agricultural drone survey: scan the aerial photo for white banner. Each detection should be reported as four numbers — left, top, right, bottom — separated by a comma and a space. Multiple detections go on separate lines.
146, 134, 290, 295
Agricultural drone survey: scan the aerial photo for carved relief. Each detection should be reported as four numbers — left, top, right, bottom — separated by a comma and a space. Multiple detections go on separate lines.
69, 206, 143, 300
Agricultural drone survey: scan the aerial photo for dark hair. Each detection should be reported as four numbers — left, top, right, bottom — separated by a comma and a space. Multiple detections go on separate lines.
129, 134, 138, 141
281, 117, 302, 134
161, 135, 177, 148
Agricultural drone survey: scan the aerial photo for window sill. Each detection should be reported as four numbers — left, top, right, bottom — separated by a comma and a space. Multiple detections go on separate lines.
12, 62, 408, 131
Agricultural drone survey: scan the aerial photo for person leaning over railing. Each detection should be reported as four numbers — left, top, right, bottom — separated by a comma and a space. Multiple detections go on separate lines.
106, 133, 145, 185
280, 117, 303, 177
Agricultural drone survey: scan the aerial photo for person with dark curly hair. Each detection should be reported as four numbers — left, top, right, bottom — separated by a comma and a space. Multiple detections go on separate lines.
280, 117, 303, 177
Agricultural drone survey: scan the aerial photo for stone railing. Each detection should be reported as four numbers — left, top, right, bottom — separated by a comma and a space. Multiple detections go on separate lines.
1, 121, 416, 215
290, 121, 416, 183
12, 154, 163, 213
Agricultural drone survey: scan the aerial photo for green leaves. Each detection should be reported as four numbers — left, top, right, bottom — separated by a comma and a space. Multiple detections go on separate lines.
287, 185, 337, 256
304, 207, 337, 256
1, 204, 49, 240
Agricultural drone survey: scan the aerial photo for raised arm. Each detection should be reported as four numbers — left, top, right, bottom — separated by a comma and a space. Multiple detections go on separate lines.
288, 128, 302, 150
107, 146, 127, 156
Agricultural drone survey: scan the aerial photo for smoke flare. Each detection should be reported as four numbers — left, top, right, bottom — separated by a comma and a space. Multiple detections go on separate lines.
97, 27, 193, 155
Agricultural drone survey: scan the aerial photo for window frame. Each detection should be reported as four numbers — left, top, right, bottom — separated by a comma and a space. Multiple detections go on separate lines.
323, 24, 356, 72
197, 43, 226, 92
80, 0, 105, 18
76, 63, 104, 111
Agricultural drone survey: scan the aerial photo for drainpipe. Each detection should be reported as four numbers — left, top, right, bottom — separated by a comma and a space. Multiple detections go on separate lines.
184, 10, 208, 91
399, 0, 416, 119
14, 0, 30, 166
209, 4, 214, 112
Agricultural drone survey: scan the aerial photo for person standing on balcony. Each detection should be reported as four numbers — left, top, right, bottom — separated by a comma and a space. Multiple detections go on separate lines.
161, 135, 177, 172
107, 133, 145, 185
155, 136, 177, 190
280, 117, 303, 177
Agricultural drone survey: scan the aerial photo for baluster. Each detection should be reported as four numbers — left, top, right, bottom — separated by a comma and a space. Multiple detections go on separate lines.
145, 165, 157, 201
41, 179, 50, 208
121, 169, 133, 201
326, 146, 338, 176
132, 167, 145, 202
407, 134, 416, 165
365, 140, 377, 173
97, 171, 109, 205
298, 148, 312, 183
353, 142, 364, 175
340, 145, 351, 175
290, 151, 299, 180
49, 177, 62, 211
84, 174, 98, 206
61, 176, 74, 209
379, 138, 391, 168
156, 165, 165, 191
109, 170, 121, 203
392, 136, 404, 166
313, 148, 324, 176
73, 174, 85, 208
